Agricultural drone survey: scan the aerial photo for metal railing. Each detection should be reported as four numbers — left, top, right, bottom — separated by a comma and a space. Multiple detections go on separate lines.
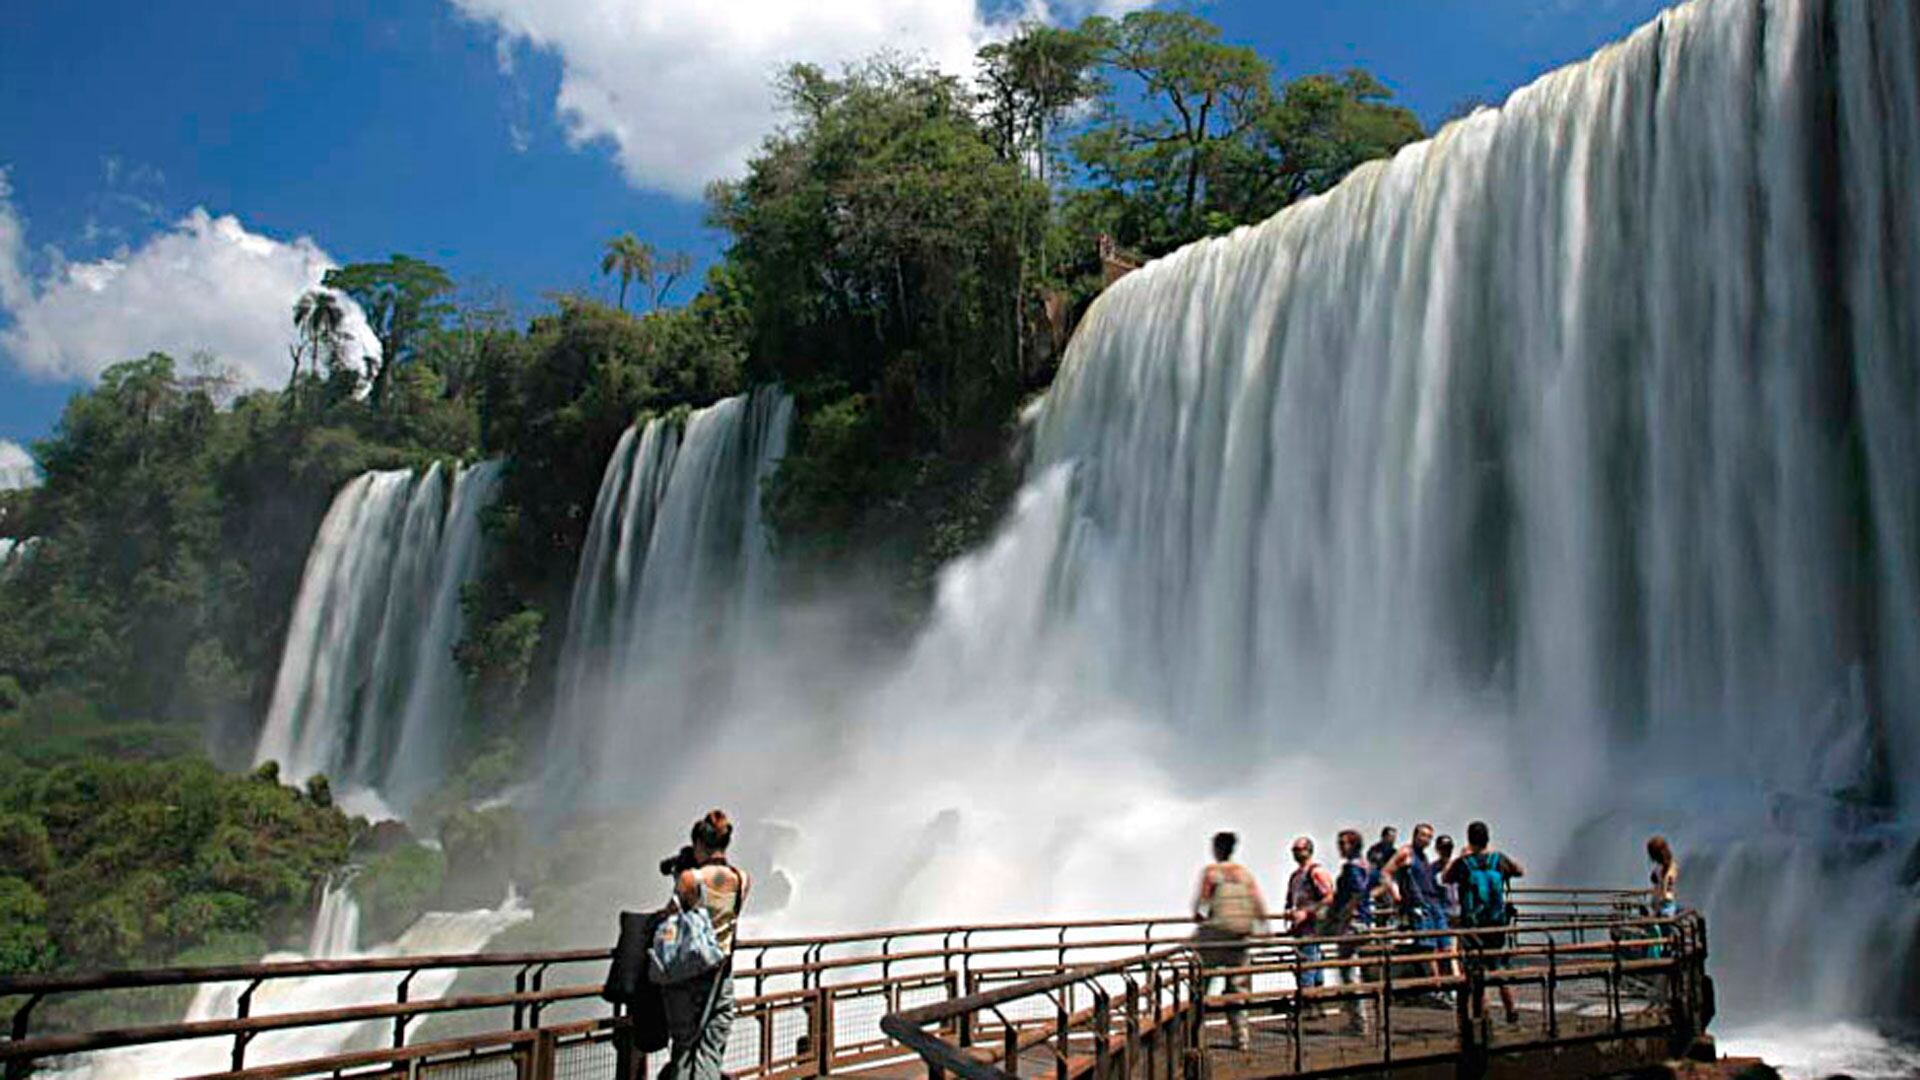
881, 903, 1711, 1080
0, 889, 1692, 1080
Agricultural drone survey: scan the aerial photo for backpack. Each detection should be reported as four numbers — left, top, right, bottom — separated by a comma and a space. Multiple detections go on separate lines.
1459, 852, 1511, 928
602, 909, 669, 1051
649, 881, 728, 985
1205, 869, 1259, 935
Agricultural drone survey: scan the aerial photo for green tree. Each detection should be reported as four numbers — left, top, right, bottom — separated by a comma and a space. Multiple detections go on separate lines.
290, 289, 346, 389
600, 235, 694, 312
322, 256, 454, 409
976, 25, 1101, 284
1068, 13, 1422, 255
599, 234, 652, 312
1071, 12, 1273, 249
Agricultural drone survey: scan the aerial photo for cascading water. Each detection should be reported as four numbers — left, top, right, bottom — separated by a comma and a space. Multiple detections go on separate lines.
651, 0, 1919, 1066
53, 881, 531, 1079
549, 388, 792, 798
254, 460, 503, 815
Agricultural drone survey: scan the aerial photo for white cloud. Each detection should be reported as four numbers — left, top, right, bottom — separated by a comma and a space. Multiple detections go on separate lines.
452, 0, 1149, 198
0, 439, 36, 491
0, 178, 377, 390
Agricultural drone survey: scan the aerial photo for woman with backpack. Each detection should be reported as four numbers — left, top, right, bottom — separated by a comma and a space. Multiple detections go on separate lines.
658, 810, 750, 1080
1192, 831, 1269, 1051
1442, 820, 1523, 1025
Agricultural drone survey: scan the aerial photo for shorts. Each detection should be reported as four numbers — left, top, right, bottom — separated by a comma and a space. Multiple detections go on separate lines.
1410, 904, 1451, 951
1460, 927, 1511, 970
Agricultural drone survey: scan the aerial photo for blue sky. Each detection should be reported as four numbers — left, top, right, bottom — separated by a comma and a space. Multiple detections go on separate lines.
0, 0, 1671, 451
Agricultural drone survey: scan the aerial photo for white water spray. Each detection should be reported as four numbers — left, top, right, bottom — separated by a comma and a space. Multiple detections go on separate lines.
54, 882, 530, 1079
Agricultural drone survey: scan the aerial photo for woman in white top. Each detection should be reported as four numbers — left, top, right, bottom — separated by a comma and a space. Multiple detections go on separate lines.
661, 810, 750, 1080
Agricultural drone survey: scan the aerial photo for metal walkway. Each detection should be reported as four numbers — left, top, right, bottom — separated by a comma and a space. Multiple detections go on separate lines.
0, 888, 1710, 1080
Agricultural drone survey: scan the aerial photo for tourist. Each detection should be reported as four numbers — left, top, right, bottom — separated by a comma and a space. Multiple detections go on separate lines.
1432, 834, 1459, 911
1192, 831, 1268, 1051
1432, 833, 1461, 976
1379, 822, 1448, 978
1647, 835, 1679, 958
1443, 820, 1522, 1025
1365, 826, 1398, 872
1331, 828, 1388, 1035
1285, 836, 1334, 991
661, 810, 750, 1080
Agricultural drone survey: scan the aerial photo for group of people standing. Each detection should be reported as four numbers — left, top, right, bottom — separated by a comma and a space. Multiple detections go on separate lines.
1191, 823, 1684, 1047
1191, 820, 1527, 1043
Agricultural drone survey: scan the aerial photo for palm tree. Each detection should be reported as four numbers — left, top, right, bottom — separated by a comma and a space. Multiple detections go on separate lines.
292, 289, 346, 383
600, 234, 654, 312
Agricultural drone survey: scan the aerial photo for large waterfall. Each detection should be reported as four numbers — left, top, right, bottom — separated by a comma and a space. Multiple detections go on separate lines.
549, 388, 792, 798
255, 460, 503, 815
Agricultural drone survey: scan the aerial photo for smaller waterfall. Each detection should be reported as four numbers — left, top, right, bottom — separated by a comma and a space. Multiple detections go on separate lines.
55, 881, 531, 1079
0, 536, 34, 576
550, 388, 792, 794
255, 461, 503, 812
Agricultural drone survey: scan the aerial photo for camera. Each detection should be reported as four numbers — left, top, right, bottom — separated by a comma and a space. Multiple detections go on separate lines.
659, 844, 697, 877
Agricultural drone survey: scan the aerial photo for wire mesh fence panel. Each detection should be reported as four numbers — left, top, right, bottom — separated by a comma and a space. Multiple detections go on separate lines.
723, 1009, 764, 1074
554, 1036, 617, 1080
831, 990, 886, 1052
896, 982, 949, 1012
418, 1049, 525, 1080
767, 998, 810, 1066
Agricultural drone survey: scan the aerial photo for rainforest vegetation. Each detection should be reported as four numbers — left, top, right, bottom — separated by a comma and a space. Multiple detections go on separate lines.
0, 11, 1422, 984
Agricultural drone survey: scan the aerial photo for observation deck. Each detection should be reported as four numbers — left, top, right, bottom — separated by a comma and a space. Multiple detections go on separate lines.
0, 887, 1711, 1080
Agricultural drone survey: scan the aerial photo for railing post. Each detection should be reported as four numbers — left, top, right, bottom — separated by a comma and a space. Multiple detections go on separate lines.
1092, 984, 1112, 1080
514, 965, 531, 1030
1545, 938, 1558, 1039
233, 978, 262, 1071
394, 970, 417, 1048
529, 1026, 558, 1080
1380, 943, 1393, 1062
1291, 951, 1303, 1075
1456, 950, 1482, 1080
6, 994, 42, 1080
816, 986, 835, 1076
614, 1010, 639, 1080
531, 963, 550, 1028
1609, 926, 1623, 1036
1056, 989, 1071, 1080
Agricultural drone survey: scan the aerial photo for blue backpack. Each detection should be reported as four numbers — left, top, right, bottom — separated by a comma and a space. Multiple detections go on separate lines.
1459, 852, 1511, 928
649, 884, 728, 985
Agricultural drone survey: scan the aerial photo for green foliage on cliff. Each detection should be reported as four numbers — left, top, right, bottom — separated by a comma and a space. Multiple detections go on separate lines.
0, 751, 351, 973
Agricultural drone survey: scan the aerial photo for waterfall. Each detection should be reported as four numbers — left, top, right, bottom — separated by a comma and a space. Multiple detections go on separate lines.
0, 536, 33, 576
53, 883, 531, 1079
549, 388, 793, 795
735, 0, 1919, 1036
255, 460, 503, 813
